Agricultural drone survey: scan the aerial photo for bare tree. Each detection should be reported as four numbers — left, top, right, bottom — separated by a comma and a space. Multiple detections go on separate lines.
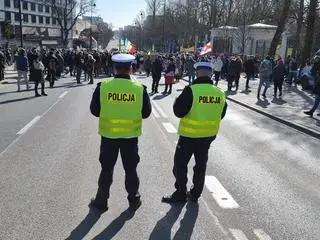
268, 0, 292, 57
146, 0, 161, 27
51, 0, 91, 47
302, 0, 318, 61
292, 0, 304, 57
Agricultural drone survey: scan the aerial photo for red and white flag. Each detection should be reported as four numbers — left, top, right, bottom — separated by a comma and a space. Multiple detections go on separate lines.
200, 42, 212, 55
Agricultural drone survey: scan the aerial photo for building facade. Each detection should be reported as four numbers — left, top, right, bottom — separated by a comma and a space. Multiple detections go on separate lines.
0, 0, 74, 48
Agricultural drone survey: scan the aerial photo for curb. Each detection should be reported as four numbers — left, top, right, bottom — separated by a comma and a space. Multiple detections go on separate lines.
226, 96, 320, 140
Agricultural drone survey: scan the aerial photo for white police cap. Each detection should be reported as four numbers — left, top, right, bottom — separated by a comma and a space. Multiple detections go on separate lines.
194, 62, 214, 70
111, 54, 135, 63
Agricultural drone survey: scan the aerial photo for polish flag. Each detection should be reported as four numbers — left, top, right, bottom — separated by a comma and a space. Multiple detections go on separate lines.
200, 42, 212, 55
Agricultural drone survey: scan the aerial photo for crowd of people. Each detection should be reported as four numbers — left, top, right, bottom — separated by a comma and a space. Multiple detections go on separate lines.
0, 46, 319, 116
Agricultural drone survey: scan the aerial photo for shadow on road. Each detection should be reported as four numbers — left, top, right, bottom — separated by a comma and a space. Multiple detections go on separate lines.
149, 203, 186, 240
256, 98, 270, 108
92, 209, 135, 240
271, 97, 287, 105
65, 207, 101, 240
152, 94, 169, 100
173, 202, 199, 240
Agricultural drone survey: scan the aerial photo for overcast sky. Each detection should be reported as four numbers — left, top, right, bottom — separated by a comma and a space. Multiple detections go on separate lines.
95, 0, 148, 29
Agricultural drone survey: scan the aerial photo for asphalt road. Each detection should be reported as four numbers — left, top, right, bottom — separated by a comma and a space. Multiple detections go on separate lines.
0, 74, 319, 240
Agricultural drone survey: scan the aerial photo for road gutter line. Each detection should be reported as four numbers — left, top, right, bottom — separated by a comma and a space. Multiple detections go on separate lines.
17, 115, 41, 135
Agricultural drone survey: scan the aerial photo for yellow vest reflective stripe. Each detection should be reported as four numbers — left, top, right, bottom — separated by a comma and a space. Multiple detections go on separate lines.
99, 78, 143, 138
178, 84, 226, 138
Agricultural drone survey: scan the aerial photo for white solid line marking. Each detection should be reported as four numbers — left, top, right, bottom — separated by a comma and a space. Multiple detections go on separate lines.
253, 229, 272, 240
59, 91, 68, 99
205, 176, 239, 209
162, 122, 177, 133
17, 116, 41, 135
152, 107, 160, 118
229, 229, 249, 240
152, 101, 168, 118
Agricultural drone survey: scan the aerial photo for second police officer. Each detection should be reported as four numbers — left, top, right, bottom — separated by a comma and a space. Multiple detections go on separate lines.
162, 61, 228, 203
90, 54, 152, 212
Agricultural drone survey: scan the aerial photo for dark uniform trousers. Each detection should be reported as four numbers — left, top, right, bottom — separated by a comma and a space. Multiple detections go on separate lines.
98, 137, 140, 203
173, 136, 215, 198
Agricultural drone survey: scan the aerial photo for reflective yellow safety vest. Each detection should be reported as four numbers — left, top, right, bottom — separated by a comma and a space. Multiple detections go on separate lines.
178, 84, 226, 138
99, 78, 143, 138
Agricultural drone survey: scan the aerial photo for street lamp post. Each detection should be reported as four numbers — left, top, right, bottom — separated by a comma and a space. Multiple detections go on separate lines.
19, 0, 23, 48
89, 1, 96, 50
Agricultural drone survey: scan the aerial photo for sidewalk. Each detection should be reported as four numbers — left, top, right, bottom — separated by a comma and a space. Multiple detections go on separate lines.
216, 76, 320, 139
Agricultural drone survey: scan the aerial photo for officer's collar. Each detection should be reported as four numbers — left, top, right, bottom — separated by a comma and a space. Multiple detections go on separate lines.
114, 74, 131, 80
192, 76, 213, 85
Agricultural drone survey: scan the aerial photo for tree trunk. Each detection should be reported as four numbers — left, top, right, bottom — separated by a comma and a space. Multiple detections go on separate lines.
292, 0, 304, 58
268, 0, 292, 57
226, 0, 233, 25
302, 0, 318, 62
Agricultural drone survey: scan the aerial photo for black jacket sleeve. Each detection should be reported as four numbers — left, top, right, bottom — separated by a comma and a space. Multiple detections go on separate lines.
173, 86, 193, 118
221, 102, 228, 119
142, 85, 152, 119
90, 83, 101, 117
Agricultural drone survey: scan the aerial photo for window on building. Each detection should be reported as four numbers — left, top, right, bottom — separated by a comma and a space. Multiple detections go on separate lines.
46, 17, 50, 24
23, 2, 28, 10
4, 0, 11, 8
39, 16, 43, 24
52, 18, 56, 25
5, 12, 12, 21
38, 4, 43, 12
23, 14, 29, 22
31, 15, 36, 23
14, 0, 19, 8
31, 3, 36, 11
45, 6, 50, 13
15, 13, 20, 22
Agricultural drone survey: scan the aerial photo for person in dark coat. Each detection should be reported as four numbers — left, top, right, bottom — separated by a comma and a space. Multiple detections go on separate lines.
272, 59, 286, 97
243, 56, 255, 90
33, 55, 47, 97
151, 56, 163, 93
304, 57, 320, 117
163, 57, 175, 94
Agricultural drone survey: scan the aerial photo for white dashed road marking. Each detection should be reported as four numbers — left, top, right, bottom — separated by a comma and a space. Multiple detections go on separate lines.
59, 91, 68, 99
162, 122, 177, 133
152, 101, 168, 118
17, 116, 41, 135
229, 229, 249, 240
152, 107, 160, 118
205, 176, 240, 209
253, 229, 272, 240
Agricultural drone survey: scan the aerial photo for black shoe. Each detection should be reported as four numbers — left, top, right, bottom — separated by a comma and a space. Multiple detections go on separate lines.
317, 113, 320, 116
35, 93, 41, 97
89, 199, 108, 213
162, 192, 187, 204
129, 199, 142, 212
88, 81, 93, 85
41, 93, 48, 96
168, 91, 172, 94
262, 94, 266, 98
304, 111, 313, 117
186, 191, 199, 202
162, 91, 167, 94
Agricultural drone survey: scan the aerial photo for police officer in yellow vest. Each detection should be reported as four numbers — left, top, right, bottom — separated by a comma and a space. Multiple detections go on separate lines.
90, 54, 152, 212
162, 61, 227, 203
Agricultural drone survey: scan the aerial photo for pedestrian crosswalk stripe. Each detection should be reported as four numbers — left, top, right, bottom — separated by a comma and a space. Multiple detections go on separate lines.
162, 122, 177, 133
229, 229, 249, 240
205, 176, 239, 209
152, 101, 168, 118
253, 229, 272, 240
